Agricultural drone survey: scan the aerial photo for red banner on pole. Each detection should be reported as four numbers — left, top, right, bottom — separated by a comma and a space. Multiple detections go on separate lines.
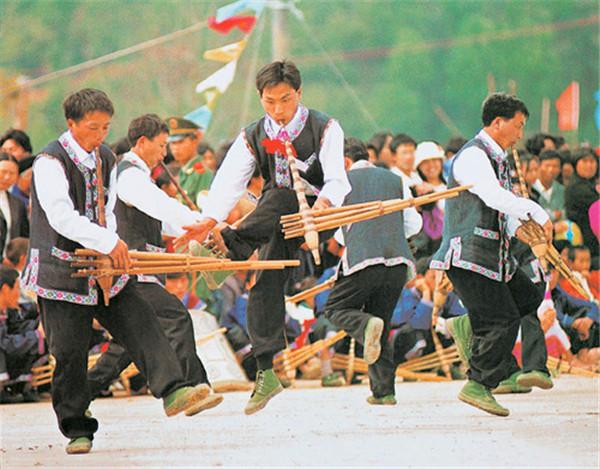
555, 81, 580, 131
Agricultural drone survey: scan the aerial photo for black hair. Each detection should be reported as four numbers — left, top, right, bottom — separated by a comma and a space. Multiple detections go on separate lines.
166, 272, 187, 280
444, 136, 467, 156
255, 60, 301, 95
128, 114, 169, 147
110, 137, 132, 157
155, 171, 173, 189
5, 237, 28, 267
481, 93, 529, 127
0, 265, 19, 289
0, 129, 32, 154
390, 133, 417, 153
344, 137, 369, 162
0, 152, 19, 167
525, 133, 557, 157
538, 149, 562, 163
567, 245, 590, 262
63, 88, 114, 122
367, 132, 393, 157
197, 141, 214, 156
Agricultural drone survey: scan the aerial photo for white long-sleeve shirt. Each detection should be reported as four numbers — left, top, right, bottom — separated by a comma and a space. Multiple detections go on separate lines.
117, 151, 202, 237
453, 129, 549, 235
33, 131, 119, 254
201, 106, 351, 222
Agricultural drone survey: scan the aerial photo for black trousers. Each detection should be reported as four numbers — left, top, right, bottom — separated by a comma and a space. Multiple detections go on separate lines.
520, 307, 549, 374
39, 280, 189, 440
87, 282, 209, 398
447, 267, 545, 388
222, 188, 303, 364
324, 264, 408, 398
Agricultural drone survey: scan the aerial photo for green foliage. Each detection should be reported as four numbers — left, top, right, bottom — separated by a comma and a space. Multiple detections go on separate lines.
0, 0, 597, 150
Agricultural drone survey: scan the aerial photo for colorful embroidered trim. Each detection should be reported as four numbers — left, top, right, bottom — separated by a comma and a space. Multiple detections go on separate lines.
473, 227, 500, 240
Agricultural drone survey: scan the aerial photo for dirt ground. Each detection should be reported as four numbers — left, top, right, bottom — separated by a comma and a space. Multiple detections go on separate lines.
0, 376, 598, 467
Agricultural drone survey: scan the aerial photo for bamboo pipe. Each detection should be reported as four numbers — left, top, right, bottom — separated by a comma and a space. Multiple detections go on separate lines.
159, 161, 199, 211
93, 147, 112, 306
283, 186, 471, 239
284, 140, 321, 265
71, 259, 300, 278
195, 327, 227, 346
286, 277, 335, 304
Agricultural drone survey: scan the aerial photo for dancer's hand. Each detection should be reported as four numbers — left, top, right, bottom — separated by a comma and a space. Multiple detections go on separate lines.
174, 218, 217, 251
542, 219, 553, 243
312, 197, 332, 211
108, 239, 130, 270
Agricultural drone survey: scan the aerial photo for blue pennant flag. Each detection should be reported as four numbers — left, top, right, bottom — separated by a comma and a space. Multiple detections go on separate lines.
216, 0, 265, 23
185, 105, 213, 130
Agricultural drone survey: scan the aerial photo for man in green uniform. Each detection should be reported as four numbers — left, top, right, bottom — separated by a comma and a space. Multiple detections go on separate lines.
167, 117, 214, 206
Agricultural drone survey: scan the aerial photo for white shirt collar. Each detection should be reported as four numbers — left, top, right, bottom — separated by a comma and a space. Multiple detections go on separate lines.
349, 160, 374, 170
123, 150, 151, 176
477, 129, 506, 159
264, 104, 308, 140
61, 130, 97, 167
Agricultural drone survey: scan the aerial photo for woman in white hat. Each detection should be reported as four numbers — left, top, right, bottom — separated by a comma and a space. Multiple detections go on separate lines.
415, 141, 447, 210
411, 141, 447, 257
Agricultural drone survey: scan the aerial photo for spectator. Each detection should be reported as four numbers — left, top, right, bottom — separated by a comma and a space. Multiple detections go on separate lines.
557, 149, 574, 186
560, 245, 599, 302
367, 132, 393, 167
164, 272, 204, 310
518, 152, 541, 202
11, 157, 33, 207
0, 153, 29, 257
525, 133, 556, 157
565, 148, 599, 260
0, 266, 45, 404
197, 142, 217, 173
389, 133, 421, 188
533, 149, 565, 222
0, 129, 32, 161
443, 136, 467, 181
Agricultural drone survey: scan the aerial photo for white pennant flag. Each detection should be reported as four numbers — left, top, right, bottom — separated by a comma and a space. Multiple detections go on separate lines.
195, 60, 238, 94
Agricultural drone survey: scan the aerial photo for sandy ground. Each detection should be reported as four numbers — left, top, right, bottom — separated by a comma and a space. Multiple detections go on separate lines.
0, 376, 598, 468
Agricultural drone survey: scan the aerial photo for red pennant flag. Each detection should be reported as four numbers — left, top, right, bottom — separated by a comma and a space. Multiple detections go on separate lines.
260, 138, 297, 157
208, 15, 257, 35
293, 318, 317, 349
555, 81, 580, 131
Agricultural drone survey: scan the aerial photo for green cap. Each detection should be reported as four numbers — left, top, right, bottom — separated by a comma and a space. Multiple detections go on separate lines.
166, 117, 200, 142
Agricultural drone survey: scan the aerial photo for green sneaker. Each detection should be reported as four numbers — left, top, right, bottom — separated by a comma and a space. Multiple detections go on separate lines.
321, 372, 346, 387
516, 370, 554, 390
65, 436, 92, 455
363, 317, 384, 365
184, 392, 224, 417
458, 380, 509, 417
163, 384, 211, 417
366, 394, 397, 406
493, 371, 532, 394
244, 369, 283, 415
446, 315, 473, 366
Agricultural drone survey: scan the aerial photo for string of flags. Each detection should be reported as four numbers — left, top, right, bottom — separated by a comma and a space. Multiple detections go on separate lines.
184, 0, 266, 130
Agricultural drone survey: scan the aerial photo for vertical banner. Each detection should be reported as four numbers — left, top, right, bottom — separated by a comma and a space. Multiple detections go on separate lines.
555, 81, 580, 132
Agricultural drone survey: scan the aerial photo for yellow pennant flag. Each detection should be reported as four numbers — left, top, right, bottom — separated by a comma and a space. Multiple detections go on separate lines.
203, 39, 248, 63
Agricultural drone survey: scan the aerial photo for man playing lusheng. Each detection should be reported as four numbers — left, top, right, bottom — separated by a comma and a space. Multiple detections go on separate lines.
87, 114, 223, 415
175, 60, 351, 414
430, 93, 552, 417
23, 89, 210, 454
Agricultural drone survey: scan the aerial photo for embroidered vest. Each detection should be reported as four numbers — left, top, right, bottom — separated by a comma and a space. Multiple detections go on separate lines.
22, 139, 128, 305
114, 159, 166, 284
244, 109, 332, 193
341, 167, 415, 277
430, 137, 515, 282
